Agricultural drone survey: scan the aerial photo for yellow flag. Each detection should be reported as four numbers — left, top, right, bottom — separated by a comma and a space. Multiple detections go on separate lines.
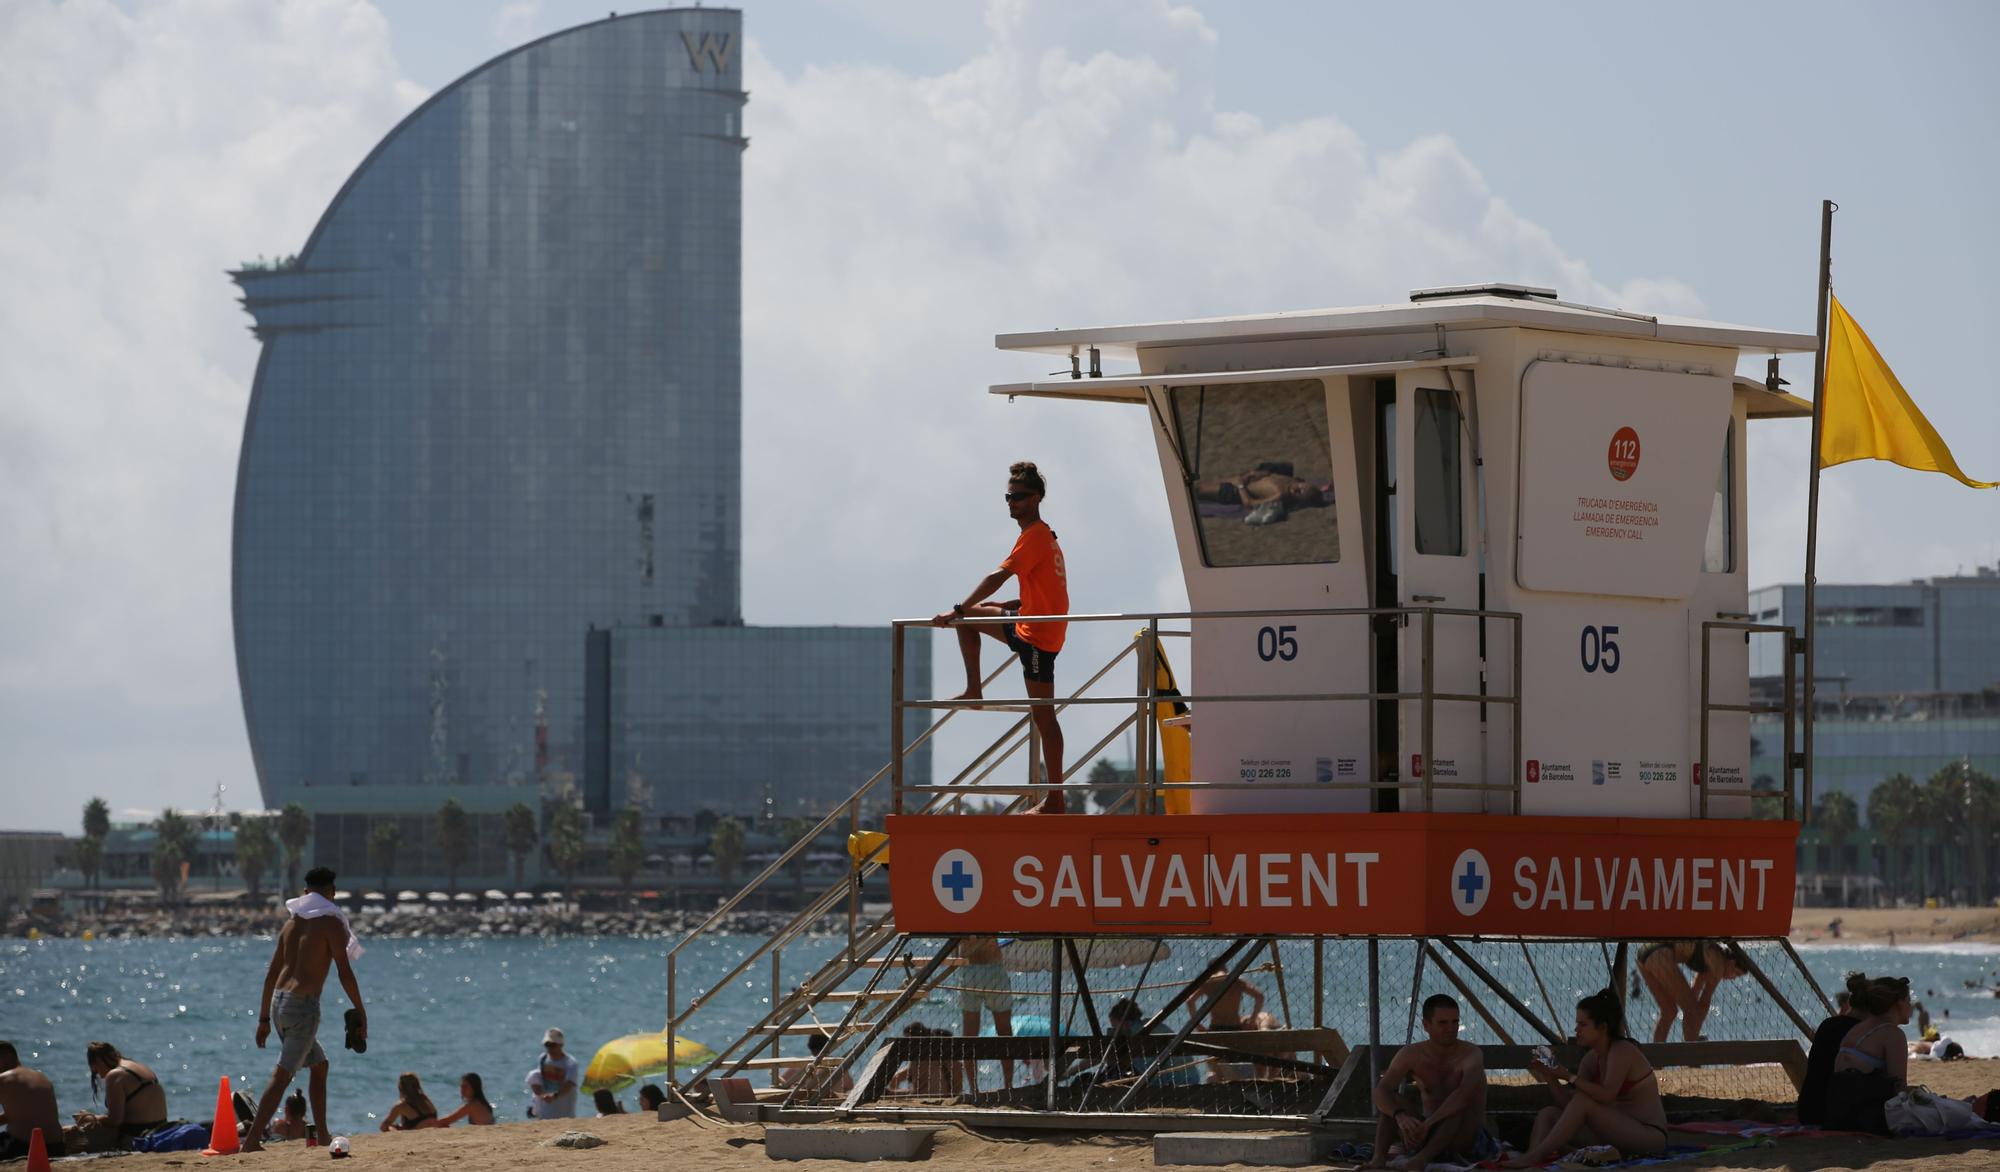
1819, 295, 1995, 488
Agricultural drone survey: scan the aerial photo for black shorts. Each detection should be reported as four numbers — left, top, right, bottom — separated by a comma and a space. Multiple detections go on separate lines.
1005, 627, 1059, 684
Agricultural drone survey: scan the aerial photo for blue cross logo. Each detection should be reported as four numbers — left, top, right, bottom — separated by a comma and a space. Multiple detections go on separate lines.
1457, 861, 1484, 905
1449, 849, 1490, 917
941, 860, 975, 903
932, 849, 982, 914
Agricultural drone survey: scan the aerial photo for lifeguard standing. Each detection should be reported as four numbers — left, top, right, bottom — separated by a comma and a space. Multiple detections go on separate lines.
934, 460, 1068, 813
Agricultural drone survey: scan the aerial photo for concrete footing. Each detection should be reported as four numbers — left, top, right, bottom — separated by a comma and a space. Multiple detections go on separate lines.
1153, 1131, 1336, 1167
765, 1125, 944, 1162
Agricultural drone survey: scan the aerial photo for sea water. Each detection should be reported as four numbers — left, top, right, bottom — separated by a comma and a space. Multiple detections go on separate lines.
1, 933, 842, 1137
5, 935, 1999, 1137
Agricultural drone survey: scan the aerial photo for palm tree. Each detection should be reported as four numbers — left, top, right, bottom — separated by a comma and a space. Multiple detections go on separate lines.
1925, 765, 1972, 903
83, 797, 111, 841
152, 807, 197, 905
1868, 774, 1921, 905
79, 796, 111, 891
235, 815, 275, 901
548, 802, 586, 901
435, 799, 473, 894
73, 836, 104, 897
710, 816, 746, 888
368, 821, 403, 893
1816, 791, 1860, 906
608, 809, 645, 904
278, 803, 312, 892
1967, 768, 2000, 906
503, 802, 538, 891
780, 816, 816, 898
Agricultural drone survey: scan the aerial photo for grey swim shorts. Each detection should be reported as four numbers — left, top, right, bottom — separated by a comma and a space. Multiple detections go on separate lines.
271, 990, 328, 1074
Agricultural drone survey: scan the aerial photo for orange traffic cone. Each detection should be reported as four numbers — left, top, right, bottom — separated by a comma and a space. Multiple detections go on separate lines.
24, 1127, 49, 1172
201, 1074, 241, 1156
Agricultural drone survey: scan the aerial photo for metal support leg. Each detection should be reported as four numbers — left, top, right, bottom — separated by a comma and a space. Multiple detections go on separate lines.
1405, 937, 1428, 1044
1047, 939, 1063, 1111
1780, 937, 1835, 1017
1367, 938, 1381, 1089
1725, 937, 1816, 1040
1424, 942, 1515, 1045
1137, 939, 1250, 1036
1611, 941, 1629, 1014
1313, 938, 1325, 1030
1436, 938, 1562, 1045
1115, 936, 1272, 1112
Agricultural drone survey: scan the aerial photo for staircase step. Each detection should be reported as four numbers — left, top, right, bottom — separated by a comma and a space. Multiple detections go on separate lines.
855, 955, 962, 969
730, 1056, 818, 1069
820, 988, 911, 1002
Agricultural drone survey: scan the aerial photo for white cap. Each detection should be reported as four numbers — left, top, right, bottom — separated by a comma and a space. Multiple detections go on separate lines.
543, 1027, 565, 1046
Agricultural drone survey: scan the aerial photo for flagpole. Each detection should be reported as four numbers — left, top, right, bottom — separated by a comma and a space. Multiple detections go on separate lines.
1800, 198, 1835, 825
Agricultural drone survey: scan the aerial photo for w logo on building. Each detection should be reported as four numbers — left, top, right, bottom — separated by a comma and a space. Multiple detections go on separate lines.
681, 30, 736, 73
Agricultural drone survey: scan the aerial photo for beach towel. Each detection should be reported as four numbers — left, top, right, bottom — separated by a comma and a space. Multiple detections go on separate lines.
129, 1122, 210, 1153
285, 891, 364, 962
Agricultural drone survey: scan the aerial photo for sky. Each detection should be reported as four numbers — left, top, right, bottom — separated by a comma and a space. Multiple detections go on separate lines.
1, 0, 1995, 832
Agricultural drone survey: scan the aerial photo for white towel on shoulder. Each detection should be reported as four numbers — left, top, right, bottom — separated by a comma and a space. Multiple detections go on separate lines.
285, 891, 365, 962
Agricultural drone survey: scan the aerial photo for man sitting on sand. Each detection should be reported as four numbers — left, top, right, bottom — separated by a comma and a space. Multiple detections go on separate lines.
1369, 995, 1489, 1169
241, 866, 367, 1152
0, 1040, 66, 1161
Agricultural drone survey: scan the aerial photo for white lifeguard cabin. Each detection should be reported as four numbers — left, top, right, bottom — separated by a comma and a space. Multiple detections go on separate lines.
991, 283, 1815, 820
667, 287, 1833, 1129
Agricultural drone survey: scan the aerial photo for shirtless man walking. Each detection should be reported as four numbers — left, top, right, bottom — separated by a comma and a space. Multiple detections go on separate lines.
1369, 995, 1489, 1169
241, 867, 366, 1152
0, 1041, 65, 1161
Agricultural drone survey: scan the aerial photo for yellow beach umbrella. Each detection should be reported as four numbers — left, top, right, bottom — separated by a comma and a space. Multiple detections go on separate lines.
582, 1031, 716, 1093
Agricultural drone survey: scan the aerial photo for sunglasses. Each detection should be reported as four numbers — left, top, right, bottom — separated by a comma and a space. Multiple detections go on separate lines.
1004, 490, 1036, 502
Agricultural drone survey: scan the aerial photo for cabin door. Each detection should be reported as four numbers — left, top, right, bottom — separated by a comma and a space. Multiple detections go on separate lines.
1394, 371, 1486, 812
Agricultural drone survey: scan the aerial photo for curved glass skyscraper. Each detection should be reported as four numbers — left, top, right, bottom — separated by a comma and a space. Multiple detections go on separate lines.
231, 11, 747, 826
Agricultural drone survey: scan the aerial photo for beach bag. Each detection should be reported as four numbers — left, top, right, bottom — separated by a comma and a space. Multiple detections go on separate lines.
1884, 1085, 1983, 1136
130, 1122, 211, 1153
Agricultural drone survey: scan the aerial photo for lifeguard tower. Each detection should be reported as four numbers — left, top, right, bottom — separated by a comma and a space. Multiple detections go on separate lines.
663, 286, 1835, 1132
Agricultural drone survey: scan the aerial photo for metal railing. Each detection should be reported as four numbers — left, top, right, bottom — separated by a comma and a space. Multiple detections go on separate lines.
1699, 620, 1801, 820
892, 605, 1527, 814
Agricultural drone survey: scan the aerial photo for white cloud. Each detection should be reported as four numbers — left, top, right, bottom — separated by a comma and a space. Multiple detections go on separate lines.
0, 0, 1769, 828
492, 1, 540, 45
0, 0, 424, 828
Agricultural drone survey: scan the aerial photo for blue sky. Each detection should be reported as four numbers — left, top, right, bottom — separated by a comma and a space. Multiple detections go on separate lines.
1, 0, 1993, 830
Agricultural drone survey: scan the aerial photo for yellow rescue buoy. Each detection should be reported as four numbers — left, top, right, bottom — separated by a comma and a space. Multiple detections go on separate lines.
847, 830, 891, 867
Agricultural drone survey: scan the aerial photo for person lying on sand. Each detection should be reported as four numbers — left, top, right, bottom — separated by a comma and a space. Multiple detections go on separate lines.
1193, 462, 1329, 521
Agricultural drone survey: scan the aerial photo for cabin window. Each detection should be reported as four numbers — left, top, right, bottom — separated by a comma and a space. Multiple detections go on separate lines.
1412, 388, 1464, 556
1169, 379, 1338, 567
1702, 422, 1734, 574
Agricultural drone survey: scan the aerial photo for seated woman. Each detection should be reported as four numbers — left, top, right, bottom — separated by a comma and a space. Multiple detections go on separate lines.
592, 1089, 626, 1116
1504, 989, 1669, 1168
269, 1090, 310, 1142
1636, 940, 1746, 1043
80, 1041, 170, 1141
378, 1072, 440, 1132
636, 1084, 667, 1114
1823, 973, 1912, 1134
435, 1073, 495, 1126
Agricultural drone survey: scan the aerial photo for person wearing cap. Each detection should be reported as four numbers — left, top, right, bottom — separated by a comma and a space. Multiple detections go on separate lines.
525, 1029, 579, 1120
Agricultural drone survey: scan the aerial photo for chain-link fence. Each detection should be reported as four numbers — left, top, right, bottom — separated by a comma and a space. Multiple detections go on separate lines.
756, 934, 1823, 1120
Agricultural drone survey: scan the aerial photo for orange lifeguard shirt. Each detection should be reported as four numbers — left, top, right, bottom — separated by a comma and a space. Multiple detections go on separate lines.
1001, 520, 1068, 652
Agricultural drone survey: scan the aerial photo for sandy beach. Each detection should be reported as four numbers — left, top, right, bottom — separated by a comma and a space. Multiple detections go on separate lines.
87, 1059, 2000, 1171
1791, 907, 2000, 947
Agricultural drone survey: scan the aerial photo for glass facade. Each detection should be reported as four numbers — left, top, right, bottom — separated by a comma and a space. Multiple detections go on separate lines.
587, 626, 932, 821
1750, 565, 2000, 822
230, 13, 749, 813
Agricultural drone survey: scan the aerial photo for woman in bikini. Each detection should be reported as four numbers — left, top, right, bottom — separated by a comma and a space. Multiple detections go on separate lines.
1504, 989, 1670, 1167
435, 1072, 495, 1126
1823, 973, 1912, 1134
378, 1072, 440, 1131
82, 1041, 170, 1141
1636, 940, 1745, 1043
